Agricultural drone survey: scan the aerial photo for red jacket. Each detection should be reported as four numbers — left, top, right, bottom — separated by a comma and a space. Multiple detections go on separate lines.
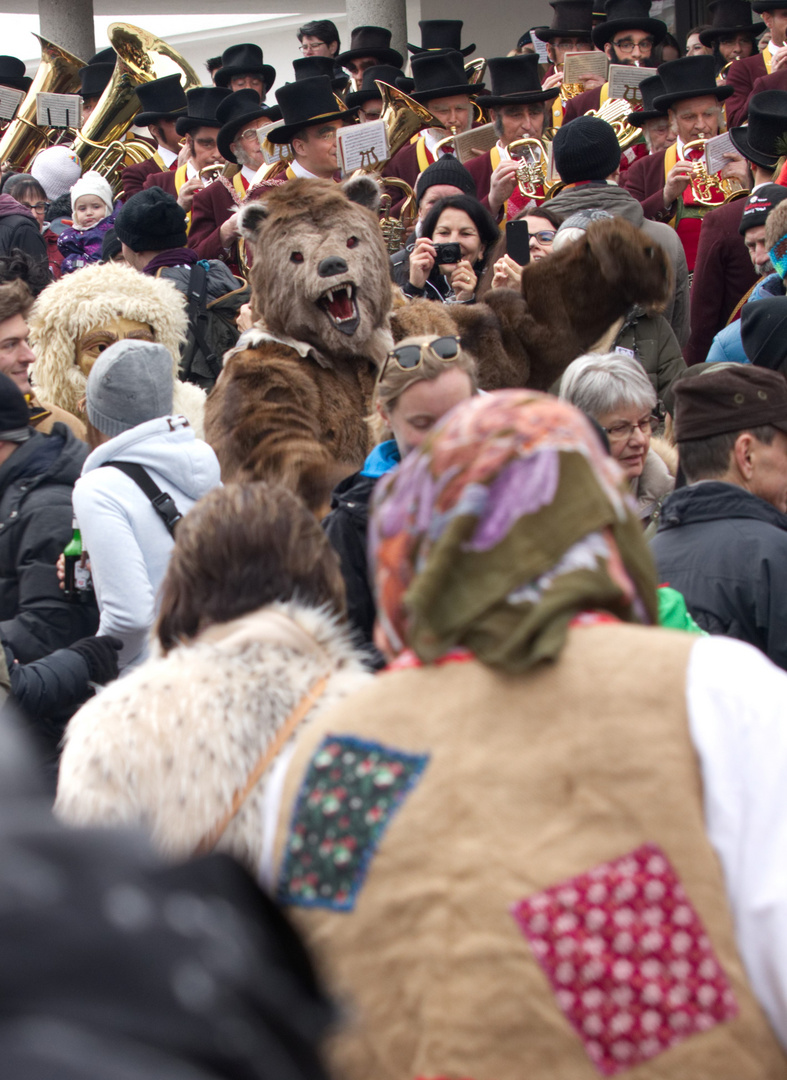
685, 198, 756, 366
562, 84, 602, 123
142, 170, 177, 196
121, 156, 175, 200
725, 52, 768, 127
187, 180, 237, 260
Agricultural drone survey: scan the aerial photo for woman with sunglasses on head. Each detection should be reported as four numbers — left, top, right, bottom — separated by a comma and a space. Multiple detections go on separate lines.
560, 351, 675, 528
401, 194, 499, 304
324, 335, 476, 665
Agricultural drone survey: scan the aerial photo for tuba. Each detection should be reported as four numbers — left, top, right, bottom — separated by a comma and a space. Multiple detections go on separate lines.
71, 22, 201, 195
465, 58, 487, 85
681, 138, 748, 205
586, 96, 641, 149
0, 35, 85, 170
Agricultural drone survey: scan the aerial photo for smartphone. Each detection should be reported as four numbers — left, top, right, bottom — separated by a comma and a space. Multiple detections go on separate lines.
506, 220, 531, 266
433, 241, 462, 265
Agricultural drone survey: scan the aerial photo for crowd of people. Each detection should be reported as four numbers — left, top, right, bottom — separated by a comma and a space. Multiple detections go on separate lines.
1, 0, 787, 1075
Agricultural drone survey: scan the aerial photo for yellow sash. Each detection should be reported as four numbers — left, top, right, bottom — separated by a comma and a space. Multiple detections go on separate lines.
663, 142, 679, 227
599, 81, 610, 106
233, 171, 246, 199
285, 164, 297, 180
152, 150, 167, 171
175, 163, 190, 228
551, 94, 563, 128
489, 144, 507, 221
765, 48, 773, 74
415, 135, 431, 173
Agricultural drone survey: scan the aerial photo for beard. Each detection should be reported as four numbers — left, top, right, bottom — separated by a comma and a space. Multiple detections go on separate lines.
757, 259, 775, 277
607, 45, 658, 67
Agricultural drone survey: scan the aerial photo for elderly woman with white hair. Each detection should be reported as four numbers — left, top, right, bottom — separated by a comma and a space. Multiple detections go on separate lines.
560, 350, 676, 526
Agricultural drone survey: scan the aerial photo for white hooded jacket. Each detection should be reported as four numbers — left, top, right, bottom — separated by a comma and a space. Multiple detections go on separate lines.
72, 415, 220, 669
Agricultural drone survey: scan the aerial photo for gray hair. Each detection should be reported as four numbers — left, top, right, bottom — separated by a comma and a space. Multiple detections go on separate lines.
559, 351, 656, 418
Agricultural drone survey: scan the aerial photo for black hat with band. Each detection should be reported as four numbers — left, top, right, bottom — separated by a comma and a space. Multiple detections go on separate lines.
591, 0, 668, 48
408, 21, 475, 57
135, 74, 188, 125
653, 55, 734, 110
176, 86, 232, 136
267, 76, 359, 144
535, 1, 594, 42
627, 74, 668, 124
699, 0, 765, 46
483, 54, 560, 107
729, 89, 787, 169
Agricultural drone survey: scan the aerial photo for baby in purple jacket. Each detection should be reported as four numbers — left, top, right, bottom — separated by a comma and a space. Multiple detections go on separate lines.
58, 171, 119, 274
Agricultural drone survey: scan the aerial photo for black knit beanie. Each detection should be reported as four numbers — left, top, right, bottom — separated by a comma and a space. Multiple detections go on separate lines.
553, 116, 621, 184
741, 296, 787, 371
114, 187, 188, 252
415, 155, 477, 204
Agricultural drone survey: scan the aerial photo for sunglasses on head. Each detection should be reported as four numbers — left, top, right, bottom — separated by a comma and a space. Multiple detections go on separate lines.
381, 336, 461, 380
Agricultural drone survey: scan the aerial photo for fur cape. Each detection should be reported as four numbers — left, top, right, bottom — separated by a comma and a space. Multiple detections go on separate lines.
55, 601, 372, 873
28, 262, 206, 436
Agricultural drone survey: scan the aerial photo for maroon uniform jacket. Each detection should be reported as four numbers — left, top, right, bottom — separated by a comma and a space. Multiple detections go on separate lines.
142, 170, 178, 196
562, 84, 602, 123
752, 66, 787, 94
121, 156, 175, 200
465, 151, 503, 216
187, 180, 237, 259
382, 141, 426, 195
684, 198, 756, 366
621, 146, 672, 221
725, 52, 768, 127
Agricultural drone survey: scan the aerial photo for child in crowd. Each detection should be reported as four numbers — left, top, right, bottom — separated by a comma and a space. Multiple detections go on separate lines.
58, 172, 118, 274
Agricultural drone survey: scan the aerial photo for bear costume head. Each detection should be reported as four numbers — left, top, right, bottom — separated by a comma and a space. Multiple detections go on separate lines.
240, 175, 392, 365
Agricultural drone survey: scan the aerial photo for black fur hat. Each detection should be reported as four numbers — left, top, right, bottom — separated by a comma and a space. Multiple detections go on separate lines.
114, 188, 187, 252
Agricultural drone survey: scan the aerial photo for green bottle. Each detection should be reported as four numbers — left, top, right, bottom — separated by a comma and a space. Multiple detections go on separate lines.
63, 517, 92, 602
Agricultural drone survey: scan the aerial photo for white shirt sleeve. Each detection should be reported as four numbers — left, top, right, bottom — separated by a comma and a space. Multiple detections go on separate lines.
687, 635, 787, 1049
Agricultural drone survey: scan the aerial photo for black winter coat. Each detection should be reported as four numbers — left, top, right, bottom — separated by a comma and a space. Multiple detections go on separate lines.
0, 424, 98, 662
323, 470, 384, 669
0, 194, 47, 264
650, 482, 787, 670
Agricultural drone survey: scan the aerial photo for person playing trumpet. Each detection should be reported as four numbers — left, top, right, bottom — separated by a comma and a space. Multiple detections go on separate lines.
623, 55, 750, 272
143, 87, 230, 216
465, 55, 559, 220
536, 0, 599, 129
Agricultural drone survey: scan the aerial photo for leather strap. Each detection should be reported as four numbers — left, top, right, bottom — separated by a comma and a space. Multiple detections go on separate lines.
193, 672, 330, 856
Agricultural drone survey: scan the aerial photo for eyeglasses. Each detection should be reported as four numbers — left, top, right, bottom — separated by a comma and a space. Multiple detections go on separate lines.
602, 415, 659, 441
380, 336, 461, 380
530, 230, 556, 245
23, 202, 46, 212
611, 36, 654, 53
239, 127, 263, 141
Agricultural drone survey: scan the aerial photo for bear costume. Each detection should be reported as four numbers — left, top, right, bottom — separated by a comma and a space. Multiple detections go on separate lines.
205, 176, 393, 515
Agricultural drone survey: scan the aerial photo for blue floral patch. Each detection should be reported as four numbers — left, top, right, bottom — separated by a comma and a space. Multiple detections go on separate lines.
277, 735, 429, 911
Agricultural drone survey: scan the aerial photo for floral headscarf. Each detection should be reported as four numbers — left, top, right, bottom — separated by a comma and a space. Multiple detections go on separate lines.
369, 390, 659, 673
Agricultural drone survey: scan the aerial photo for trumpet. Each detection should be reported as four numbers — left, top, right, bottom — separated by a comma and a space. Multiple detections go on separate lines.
507, 137, 548, 199
199, 163, 225, 184
681, 138, 748, 205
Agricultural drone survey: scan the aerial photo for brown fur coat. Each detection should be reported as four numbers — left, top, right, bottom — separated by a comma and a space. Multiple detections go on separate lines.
392, 219, 673, 393
205, 177, 393, 513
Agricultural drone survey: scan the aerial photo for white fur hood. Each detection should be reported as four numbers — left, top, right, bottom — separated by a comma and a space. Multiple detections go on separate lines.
56, 601, 373, 869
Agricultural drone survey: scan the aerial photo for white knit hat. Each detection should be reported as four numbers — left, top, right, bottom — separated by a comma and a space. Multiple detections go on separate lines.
29, 145, 82, 200
69, 170, 114, 214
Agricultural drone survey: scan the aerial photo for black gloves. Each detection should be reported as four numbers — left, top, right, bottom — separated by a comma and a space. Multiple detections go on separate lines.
68, 635, 123, 686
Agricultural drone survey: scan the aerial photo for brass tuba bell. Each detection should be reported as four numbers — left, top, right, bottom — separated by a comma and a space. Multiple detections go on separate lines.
0, 35, 85, 171
71, 21, 201, 196
586, 96, 641, 150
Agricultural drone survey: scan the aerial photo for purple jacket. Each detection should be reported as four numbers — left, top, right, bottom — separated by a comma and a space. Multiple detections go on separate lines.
58, 207, 118, 274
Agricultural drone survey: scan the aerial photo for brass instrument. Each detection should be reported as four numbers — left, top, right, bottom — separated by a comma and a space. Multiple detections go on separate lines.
586, 96, 641, 149
71, 22, 201, 195
718, 58, 735, 83
465, 57, 487, 85
379, 177, 416, 253
198, 163, 225, 184
0, 35, 85, 170
560, 81, 584, 101
507, 136, 548, 200
681, 138, 748, 205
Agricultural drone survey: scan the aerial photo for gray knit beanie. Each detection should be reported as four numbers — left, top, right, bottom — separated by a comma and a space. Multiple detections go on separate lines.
86, 339, 173, 437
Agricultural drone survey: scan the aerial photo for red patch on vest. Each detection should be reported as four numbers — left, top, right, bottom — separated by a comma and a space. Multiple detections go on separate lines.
511, 843, 738, 1075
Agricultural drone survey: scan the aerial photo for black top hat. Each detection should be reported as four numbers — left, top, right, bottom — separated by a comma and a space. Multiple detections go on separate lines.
627, 73, 668, 123
176, 86, 232, 136
0, 56, 31, 93
399, 49, 482, 103
135, 74, 188, 125
535, 1, 595, 42
336, 27, 404, 69
345, 65, 411, 108
216, 89, 276, 162
730, 89, 787, 168
88, 47, 116, 66
592, 0, 668, 47
483, 54, 560, 106
78, 63, 113, 100
653, 55, 734, 109
753, 0, 787, 11
408, 21, 475, 58
293, 56, 349, 92
267, 76, 359, 144
214, 44, 276, 93
699, 0, 765, 45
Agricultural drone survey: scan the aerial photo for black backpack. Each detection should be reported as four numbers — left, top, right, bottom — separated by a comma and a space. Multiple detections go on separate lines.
178, 261, 250, 391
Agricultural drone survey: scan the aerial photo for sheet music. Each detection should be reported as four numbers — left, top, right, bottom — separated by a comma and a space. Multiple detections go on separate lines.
607, 64, 650, 106
532, 35, 549, 64
455, 122, 496, 164
257, 120, 288, 164
36, 93, 82, 129
562, 51, 609, 86
704, 131, 737, 175
336, 119, 389, 175
0, 86, 25, 122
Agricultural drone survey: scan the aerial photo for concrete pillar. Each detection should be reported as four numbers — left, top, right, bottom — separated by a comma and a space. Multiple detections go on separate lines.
345, 0, 408, 66
38, 0, 95, 64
